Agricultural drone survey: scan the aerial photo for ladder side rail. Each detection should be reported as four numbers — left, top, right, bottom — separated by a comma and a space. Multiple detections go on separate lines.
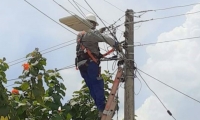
101, 66, 123, 120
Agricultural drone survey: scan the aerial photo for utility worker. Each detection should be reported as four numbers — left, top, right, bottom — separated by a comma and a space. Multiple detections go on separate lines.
75, 13, 119, 118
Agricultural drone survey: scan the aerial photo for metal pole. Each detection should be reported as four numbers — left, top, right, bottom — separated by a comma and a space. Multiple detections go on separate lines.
124, 9, 134, 120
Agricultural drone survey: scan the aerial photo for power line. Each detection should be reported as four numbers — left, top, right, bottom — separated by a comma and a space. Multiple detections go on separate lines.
84, 0, 119, 42
73, 0, 110, 25
53, 0, 112, 52
9, 42, 76, 66
137, 68, 200, 104
5, 84, 15, 88
5, 64, 75, 88
7, 78, 20, 81
134, 10, 200, 24
24, 0, 77, 35
103, 0, 124, 12
136, 69, 176, 120
53, 0, 92, 30
41, 42, 76, 54
9, 59, 28, 67
41, 39, 76, 52
67, 0, 85, 18
72, 0, 86, 17
8, 39, 75, 64
135, 2, 200, 14
73, 0, 125, 33
56, 64, 76, 71
134, 77, 142, 95
134, 36, 200, 47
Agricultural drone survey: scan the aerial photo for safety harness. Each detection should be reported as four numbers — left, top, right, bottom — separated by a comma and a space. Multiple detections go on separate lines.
75, 31, 100, 69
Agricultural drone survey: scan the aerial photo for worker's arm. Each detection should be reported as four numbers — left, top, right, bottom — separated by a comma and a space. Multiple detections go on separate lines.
82, 30, 117, 48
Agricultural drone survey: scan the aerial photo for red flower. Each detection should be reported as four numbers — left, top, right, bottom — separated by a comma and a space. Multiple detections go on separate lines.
22, 63, 30, 70
12, 89, 19, 95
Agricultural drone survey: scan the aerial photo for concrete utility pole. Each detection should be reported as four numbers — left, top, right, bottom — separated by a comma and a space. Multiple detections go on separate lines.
124, 9, 134, 120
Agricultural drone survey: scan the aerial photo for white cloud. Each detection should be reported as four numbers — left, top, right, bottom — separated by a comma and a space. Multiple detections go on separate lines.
136, 5, 200, 120
59, 68, 82, 101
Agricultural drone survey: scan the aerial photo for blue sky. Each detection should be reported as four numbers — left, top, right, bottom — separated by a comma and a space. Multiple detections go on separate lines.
1, 0, 200, 120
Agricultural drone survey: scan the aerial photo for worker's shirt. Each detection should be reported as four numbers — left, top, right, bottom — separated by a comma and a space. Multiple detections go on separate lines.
76, 30, 116, 66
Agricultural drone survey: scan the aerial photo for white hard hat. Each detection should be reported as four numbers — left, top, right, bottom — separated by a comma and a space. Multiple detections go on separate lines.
85, 14, 99, 26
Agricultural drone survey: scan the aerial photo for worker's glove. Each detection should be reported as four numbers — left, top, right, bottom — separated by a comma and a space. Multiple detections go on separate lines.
99, 27, 107, 33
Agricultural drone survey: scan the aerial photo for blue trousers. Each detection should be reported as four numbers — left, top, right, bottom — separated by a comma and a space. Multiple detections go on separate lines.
79, 61, 105, 111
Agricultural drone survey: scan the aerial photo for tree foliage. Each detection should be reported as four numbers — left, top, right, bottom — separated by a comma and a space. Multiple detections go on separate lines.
68, 71, 114, 120
0, 49, 120, 120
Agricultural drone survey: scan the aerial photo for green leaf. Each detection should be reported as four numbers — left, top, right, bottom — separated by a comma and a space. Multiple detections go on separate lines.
51, 114, 63, 120
49, 82, 55, 87
60, 83, 66, 90
0, 72, 6, 78
39, 59, 46, 66
32, 88, 41, 97
13, 87, 22, 91
62, 104, 71, 113
3, 63, 9, 70
2, 78, 7, 84
0, 106, 9, 116
52, 94, 62, 104
30, 67, 38, 76
46, 70, 54, 73
0, 64, 6, 71
26, 53, 32, 58
18, 75, 25, 79
57, 76, 63, 80
35, 96, 43, 104
20, 82, 29, 91
48, 88, 54, 96
66, 113, 72, 120
14, 81, 22, 84
59, 90, 66, 96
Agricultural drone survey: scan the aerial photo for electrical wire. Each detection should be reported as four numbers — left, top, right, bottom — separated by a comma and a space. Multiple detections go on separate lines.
137, 68, 200, 104
9, 59, 28, 67
134, 36, 200, 47
73, 0, 125, 33
125, 60, 142, 95
84, 0, 119, 42
135, 2, 200, 14
134, 10, 200, 24
5, 64, 75, 88
56, 64, 76, 71
24, 0, 77, 35
53, 0, 112, 52
111, 15, 125, 27
112, 61, 117, 71
134, 76, 142, 95
103, 0, 124, 12
5, 84, 15, 88
73, 0, 110, 25
7, 78, 20, 82
72, 0, 86, 17
9, 42, 76, 66
41, 42, 76, 54
41, 40, 76, 52
53, 0, 92, 29
136, 69, 176, 120
8, 39, 75, 64
67, 0, 85, 18
134, 23, 143, 30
